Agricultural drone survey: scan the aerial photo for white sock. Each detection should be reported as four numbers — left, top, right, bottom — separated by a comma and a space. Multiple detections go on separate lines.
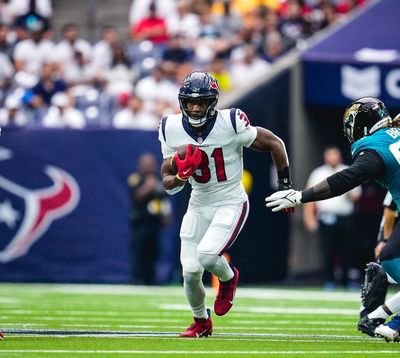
368, 306, 390, 320
384, 291, 400, 315
183, 272, 208, 319
191, 303, 208, 320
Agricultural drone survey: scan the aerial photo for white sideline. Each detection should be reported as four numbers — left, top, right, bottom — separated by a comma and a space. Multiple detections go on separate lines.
0, 350, 399, 355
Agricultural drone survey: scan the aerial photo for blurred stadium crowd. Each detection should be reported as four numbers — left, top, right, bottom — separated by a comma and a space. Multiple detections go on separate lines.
0, 0, 367, 130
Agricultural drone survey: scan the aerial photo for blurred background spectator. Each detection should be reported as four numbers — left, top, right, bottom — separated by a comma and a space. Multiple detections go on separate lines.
230, 44, 271, 87
208, 55, 232, 92
103, 43, 137, 97
24, 62, 66, 108
131, 2, 169, 44
54, 23, 92, 75
0, 0, 368, 129
91, 25, 119, 72
113, 93, 157, 130
41, 91, 85, 128
13, 19, 53, 77
0, 93, 27, 126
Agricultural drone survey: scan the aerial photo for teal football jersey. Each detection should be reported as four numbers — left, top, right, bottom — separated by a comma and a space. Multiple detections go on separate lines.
351, 128, 400, 209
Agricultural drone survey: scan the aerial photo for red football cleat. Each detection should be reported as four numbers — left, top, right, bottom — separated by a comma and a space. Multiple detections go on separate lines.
180, 309, 213, 338
0, 331, 3, 340
214, 265, 239, 316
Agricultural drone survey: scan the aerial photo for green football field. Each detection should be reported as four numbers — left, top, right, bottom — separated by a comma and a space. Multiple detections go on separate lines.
1, 283, 399, 357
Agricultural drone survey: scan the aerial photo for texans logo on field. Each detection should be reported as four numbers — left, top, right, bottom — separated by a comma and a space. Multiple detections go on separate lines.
0, 165, 80, 263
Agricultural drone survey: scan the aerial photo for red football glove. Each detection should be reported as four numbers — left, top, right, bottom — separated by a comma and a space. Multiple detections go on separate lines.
174, 144, 202, 181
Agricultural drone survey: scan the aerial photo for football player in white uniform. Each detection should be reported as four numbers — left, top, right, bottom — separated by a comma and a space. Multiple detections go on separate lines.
159, 72, 292, 337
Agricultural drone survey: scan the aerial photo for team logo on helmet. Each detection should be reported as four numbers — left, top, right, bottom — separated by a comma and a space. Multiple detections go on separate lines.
210, 81, 219, 90
0, 165, 80, 263
344, 103, 360, 122
344, 103, 360, 140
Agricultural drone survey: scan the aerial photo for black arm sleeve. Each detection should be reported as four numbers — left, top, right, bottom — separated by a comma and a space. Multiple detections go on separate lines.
301, 150, 385, 203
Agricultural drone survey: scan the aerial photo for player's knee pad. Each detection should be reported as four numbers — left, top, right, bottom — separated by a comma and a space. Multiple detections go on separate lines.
181, 256, 202, 273
182, 269, 203, 286
197, 251, 219, 271
180, 212, 198, 242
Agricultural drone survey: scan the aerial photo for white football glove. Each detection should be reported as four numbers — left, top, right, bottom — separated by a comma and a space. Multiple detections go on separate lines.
265, 189, 302, 212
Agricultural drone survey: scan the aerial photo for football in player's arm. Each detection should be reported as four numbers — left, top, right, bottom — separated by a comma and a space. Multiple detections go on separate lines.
159, 71, 291, 338
266, 98, 400, 342
161, 126, 291, 194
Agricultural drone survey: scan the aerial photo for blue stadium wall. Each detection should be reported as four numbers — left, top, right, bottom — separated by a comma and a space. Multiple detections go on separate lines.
0, 73, 290, 284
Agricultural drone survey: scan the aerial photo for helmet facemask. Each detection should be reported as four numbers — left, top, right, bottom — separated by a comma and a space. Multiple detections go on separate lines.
178, 72, 219, 128
179, 95, 218, 128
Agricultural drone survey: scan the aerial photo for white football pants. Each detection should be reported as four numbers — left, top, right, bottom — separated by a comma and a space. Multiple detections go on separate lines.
179, 199, 249, 318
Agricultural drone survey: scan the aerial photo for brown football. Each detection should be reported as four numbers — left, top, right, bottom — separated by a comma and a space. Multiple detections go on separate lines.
170, 144, 198, 173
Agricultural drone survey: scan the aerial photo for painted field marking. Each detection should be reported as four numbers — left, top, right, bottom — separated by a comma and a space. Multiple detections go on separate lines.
1, 284, 362, 302
1, 350, 400, 355
161, 304, 357, 316
3, 336, 375, 344
0, 329, 373, 340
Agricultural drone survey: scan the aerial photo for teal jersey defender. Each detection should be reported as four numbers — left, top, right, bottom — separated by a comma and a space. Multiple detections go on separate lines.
351, 127, 400, 210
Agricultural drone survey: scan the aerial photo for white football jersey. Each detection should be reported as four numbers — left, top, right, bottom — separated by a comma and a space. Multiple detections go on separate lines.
158, 108, 257, 205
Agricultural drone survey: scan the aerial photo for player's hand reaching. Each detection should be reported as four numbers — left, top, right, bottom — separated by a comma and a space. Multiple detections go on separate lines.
174, 144, 202, 181
277, 179, 294, 213
265, 189, 302, 212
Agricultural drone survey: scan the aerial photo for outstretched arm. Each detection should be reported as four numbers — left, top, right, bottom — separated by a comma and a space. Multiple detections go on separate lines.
301, 150, 384, 202
266, 150, 385, 212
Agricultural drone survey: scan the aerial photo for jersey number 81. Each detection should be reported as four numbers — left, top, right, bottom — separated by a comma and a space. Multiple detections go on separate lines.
193, 148, 227, 183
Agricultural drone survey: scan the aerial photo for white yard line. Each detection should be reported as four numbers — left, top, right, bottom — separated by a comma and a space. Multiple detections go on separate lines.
0, 350, 399, 355
161, 304, 357, 316
229, 320, 353, 326
0, 284, 362, 302
0, 330, 372, 340
4, 336, 373, 343
49, 324, 349, 331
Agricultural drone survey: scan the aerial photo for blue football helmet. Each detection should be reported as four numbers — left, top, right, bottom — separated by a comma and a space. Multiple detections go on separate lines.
178, 72, 219, 128
343, 97, 391, 143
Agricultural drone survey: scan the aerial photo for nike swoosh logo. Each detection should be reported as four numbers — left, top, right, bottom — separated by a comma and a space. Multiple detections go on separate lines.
183, 168, 191, 175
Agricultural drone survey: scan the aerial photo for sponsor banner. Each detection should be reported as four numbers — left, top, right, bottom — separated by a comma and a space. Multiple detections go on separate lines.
303, 61, 400, 109
0, 128, 170, 283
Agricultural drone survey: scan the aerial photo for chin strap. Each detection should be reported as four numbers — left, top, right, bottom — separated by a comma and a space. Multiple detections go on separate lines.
187, 116, 207, 128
